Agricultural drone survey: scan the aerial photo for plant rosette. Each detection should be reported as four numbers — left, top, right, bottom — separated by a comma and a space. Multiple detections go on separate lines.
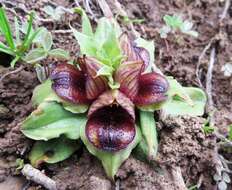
21, 9, 207, 179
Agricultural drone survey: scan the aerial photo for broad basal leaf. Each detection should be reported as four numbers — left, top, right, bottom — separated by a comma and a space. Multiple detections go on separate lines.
21, 101, 87, 140
80, 124, 141, 179
139, 111, 158, 160
29, 137, 81, 167
162, 84, 207, 116
49, 48, 70, 59
23, 48, 47, 64
32, 79, 88, 113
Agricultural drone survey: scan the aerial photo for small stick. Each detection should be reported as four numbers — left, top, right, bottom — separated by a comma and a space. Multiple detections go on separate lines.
22, 164, 57, 190
206, 47, 215, 115
170, 166, 188, 190
0, 65, 24, 83
51, 29, 73, 34
220, 0, 231, 22
196, 37, 215, 88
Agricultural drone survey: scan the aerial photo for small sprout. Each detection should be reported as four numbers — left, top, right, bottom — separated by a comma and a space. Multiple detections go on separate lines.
42, 5, 66, 21
16, 158, 24, 170
159, 14, 199, 38
203, 120, 215, 134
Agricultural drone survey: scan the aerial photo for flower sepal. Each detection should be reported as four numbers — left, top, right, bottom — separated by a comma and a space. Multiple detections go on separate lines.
32, 79, 88, 114
80, 123, 141, 179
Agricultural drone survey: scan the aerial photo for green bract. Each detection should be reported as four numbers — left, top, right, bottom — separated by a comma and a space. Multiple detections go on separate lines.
20, 8, 207, 180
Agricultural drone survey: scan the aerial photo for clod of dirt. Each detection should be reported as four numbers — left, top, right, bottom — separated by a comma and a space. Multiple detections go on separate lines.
158, 116, 217, 189
0, 67, 38, 183
0, 67, 38, 154
52, 151, 111, 190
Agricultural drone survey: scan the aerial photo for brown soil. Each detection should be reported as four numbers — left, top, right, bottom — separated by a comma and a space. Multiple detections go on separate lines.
0, 0, 232, 190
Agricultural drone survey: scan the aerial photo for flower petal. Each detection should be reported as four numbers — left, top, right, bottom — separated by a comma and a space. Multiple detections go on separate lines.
119, 33, 149, 70
115, 61, 143, 101
134, 72, 169, 105
78, 57, 108, 100
50, 63, 89, 104
119, 33, 138, 62
134, 46, 150, 71
88, 90, 135, 120
86, 105, 135, 152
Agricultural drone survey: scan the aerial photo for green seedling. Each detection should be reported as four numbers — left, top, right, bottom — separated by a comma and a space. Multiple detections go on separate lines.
159, 14, 199, 39
0, 7, 69, 68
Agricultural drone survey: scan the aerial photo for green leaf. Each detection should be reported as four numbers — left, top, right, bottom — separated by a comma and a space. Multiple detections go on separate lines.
45, 93, 89, 114
49, 48, 70, 59
29, 137, 81, 167
0, 41, 15, 56
10, 55, 20, 67
41, 29, 53, 51
21, 101, 87, 140
21, 12, 34, 49
14, 16, 21, 46
22, 28, 42, 52
80, 125, 141, 179
139, 111, 158, 159
32, 80, 53, 106
74, 8, 93, 36
228, 125, 232, 141
32, 79, 88, 113
94, 18, 122, 67
23, 48, 47, 63
163, 15, 183, 29
70, 26, 97, 56
162, 78, 207, 116
135, 38, 155, 73
0, 8, 15, 50
132, 138, 149, 162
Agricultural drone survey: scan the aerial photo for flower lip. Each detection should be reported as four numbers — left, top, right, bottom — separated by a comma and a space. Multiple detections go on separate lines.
86, 105, 136, 152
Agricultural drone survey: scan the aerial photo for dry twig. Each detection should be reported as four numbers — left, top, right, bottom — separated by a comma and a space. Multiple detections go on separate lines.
170, 166, 188, 190
22, 164, 57, 190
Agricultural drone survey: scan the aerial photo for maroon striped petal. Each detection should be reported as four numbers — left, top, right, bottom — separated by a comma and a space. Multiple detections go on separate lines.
50, 63, 89, 104
86, 90, 135, 152
78, 57, 108, 100
119, 33, 149, 71
134, 72, 169, 106
134, 46, 150, 71
115, 61, 143, 101
119, 33, 138, 62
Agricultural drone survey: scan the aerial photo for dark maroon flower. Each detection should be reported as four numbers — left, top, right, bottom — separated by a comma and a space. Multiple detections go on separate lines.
50, 34, 169, 152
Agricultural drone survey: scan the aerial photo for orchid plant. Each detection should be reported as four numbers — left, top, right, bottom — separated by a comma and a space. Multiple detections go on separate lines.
21, 9, 207, 179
